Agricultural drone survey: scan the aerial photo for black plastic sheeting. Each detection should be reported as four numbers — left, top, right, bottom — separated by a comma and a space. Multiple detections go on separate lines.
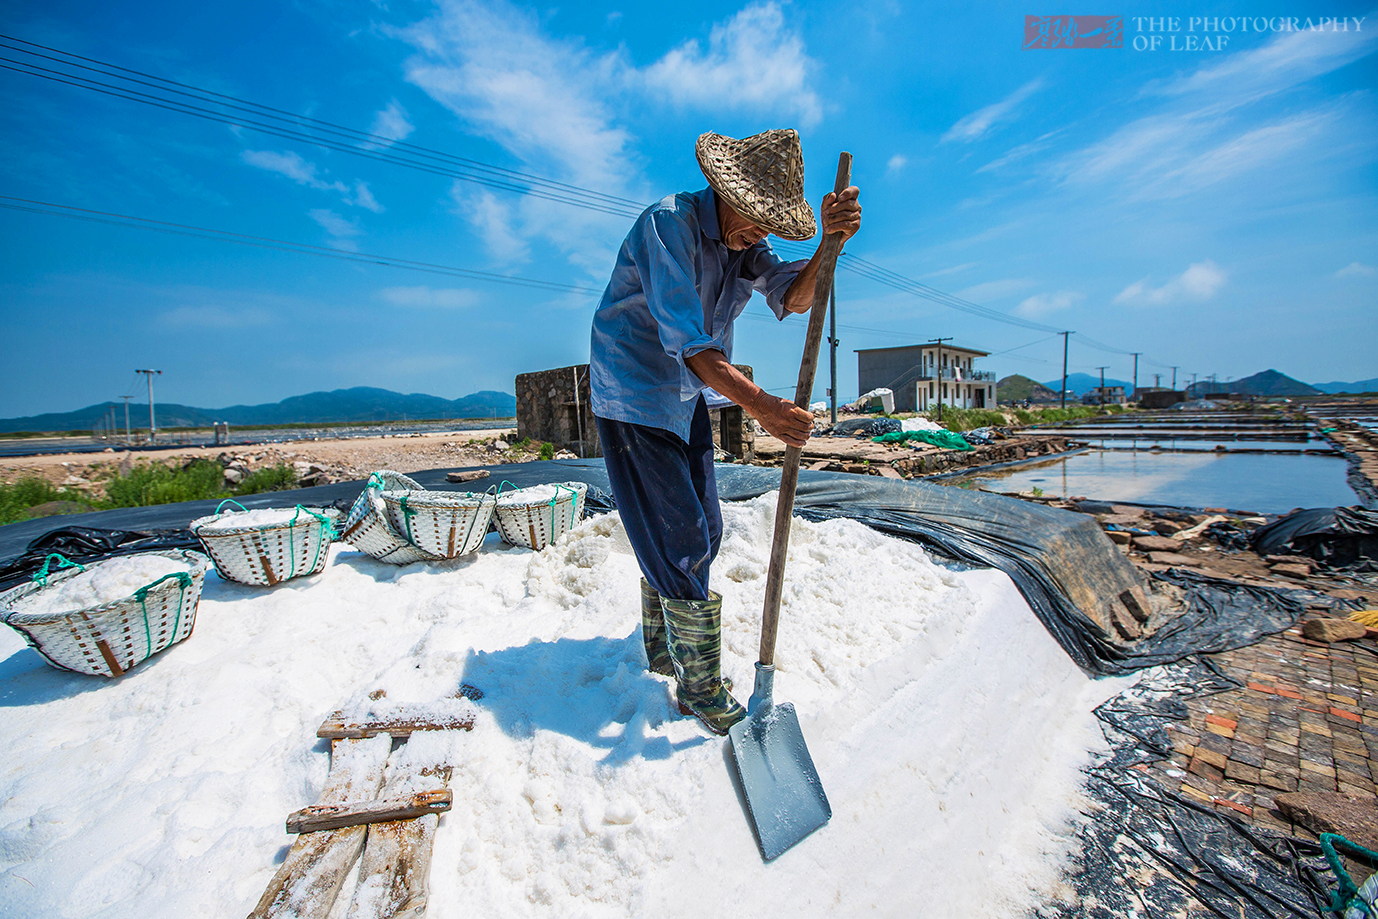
1050, 657, 1338, 918
0, 460, 1350, 678
1252, 506, 1378, 573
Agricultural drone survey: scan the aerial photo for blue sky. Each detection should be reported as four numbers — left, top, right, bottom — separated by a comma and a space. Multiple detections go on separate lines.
1, 0, 1375, 417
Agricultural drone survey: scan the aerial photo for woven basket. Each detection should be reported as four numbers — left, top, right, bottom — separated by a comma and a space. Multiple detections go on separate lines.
340, 471, 442, 565
190, 501, 341, 586
379, 489, 496, 559
493, 482, 588, 550
1, 550, 210, 677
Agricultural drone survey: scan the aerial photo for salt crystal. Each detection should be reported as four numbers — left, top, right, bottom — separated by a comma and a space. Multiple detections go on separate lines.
196, 507, 307, 531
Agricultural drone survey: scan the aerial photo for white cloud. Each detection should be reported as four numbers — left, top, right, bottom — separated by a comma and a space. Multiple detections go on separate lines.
977, 130, 1060, 173
920, 262, 977, 279
1115, 260, 1227, 305
379, 286, 481, 309
241, 149, 342, 190
241, 150, 384, 212
308, 209, 362, 250
1142, 23, 1378, 113
642, 2, 823, 126
1015, 290, 1083, 318
394, 0, 637, 275
1336, 261, 1376, 278
886, 154, 908, 174
451, 182, 529, 263
160, 305, 274, 328
954, 278, 1034, 302
1048, 26, 1377, 200
369, 100, 414, 144
941, 79, 1044, 144
349, 181, 384, 213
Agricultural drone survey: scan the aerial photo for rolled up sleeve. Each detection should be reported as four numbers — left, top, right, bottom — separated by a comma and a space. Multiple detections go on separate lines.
747, 246, 810, 320
632, 209, 720, 399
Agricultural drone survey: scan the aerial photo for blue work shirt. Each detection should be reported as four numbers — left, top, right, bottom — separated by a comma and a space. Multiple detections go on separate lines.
589, 187, 809, 442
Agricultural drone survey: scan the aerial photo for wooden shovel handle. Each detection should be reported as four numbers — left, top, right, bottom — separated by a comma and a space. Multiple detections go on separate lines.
758, 152, 853, 666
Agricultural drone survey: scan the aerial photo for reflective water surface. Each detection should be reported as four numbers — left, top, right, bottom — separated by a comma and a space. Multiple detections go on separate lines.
949, 449, 1358, 514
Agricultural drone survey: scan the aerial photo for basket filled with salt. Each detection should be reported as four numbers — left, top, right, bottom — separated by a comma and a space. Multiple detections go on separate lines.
378, 487, 497, 560
190, 500, 341, 586
340, 471, 443, 565
493, 481, 588, 551
1, 550, 211, 677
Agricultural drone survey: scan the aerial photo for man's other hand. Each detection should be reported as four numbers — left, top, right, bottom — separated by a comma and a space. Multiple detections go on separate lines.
820, 186, 861, 243
751, 393, 815, 448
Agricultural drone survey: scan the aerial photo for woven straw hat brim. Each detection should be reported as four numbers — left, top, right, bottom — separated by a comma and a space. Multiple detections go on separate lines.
696, 130, 817, 241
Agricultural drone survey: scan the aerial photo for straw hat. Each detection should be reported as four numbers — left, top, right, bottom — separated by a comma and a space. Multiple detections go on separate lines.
696, 129, 817, 241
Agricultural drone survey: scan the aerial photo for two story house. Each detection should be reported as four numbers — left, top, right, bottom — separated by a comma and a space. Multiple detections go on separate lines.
855, 344, 997, 413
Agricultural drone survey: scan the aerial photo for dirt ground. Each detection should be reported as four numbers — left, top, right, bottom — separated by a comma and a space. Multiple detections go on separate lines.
0, 428, 522, 496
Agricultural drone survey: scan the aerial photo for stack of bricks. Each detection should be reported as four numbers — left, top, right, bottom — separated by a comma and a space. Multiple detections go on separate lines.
1143, 624, 1377, 837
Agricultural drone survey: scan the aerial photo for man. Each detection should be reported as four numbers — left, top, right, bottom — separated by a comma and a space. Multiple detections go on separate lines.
589, 128, 861, 735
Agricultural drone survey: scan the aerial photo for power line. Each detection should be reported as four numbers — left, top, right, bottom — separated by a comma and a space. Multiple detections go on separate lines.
0, 32, 1177, 367
0, 196, 604, 295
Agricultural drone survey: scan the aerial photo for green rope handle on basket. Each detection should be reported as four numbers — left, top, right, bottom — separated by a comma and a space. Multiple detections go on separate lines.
134, 569, 193, 659
287, 505, 337, 578
548, 483, 577, 537
214, 498, 249, 516
32, 553, 85, 587
399, 494, 418, 545
1321, 833, 1378, 917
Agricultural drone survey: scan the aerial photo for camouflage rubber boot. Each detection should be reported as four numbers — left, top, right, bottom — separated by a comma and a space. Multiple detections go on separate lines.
640, 578, 675, 677
661, 592, 746, 735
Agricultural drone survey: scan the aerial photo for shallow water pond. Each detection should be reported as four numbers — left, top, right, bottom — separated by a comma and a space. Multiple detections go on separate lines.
947, 449, 1357, 514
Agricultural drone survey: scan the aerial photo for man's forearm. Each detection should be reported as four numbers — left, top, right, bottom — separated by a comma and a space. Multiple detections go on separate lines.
780, 251, 823, 315
683, 349, 770, 415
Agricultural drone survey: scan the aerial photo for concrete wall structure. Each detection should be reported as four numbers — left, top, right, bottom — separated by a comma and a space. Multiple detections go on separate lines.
515, 363, 755, 460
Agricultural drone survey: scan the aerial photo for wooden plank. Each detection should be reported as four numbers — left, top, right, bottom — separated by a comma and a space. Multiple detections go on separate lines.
250, 735, 391, 919
346, 765, 454, 919
316, 709, 474, 740
445, 469, 490, 483
287, 790, 452, 834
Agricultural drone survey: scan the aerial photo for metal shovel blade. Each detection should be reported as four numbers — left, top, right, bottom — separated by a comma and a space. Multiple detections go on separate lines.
729, 698, 831, 861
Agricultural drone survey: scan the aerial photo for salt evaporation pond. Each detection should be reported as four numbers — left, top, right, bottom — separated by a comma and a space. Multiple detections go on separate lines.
954, 449, 1357, 513
0, 494, 1129, 918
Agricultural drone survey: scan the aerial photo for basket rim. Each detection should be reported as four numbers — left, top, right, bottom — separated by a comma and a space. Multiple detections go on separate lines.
190, 505, 341, 537
379, 489, 495, 508
493, 481, 589, 510
2, 549, 211, 626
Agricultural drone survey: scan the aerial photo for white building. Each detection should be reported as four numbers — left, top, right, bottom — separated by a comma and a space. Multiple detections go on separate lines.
856, 344, 996, 412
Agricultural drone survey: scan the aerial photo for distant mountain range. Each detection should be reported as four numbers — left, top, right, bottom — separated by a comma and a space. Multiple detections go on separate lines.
0, 387, 516, 434
1312, 378, 1378, 394
1184, 369, 1319, 397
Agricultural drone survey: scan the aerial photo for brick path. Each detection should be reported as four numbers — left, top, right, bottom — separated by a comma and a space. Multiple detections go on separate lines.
1143, 625, 1378, 838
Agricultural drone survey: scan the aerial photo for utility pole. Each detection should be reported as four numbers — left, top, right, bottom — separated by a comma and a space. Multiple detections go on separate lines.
1153, 373, 1161, 388
1131, 353, 1141, 395
1170, 366, 1179, 390
1060, 332, 1071, 410
136, 369, 162, 442
828, 282, 839, 424
928, 337, 953, 422
1095, 366, 1109, 405
121, 395, 132, 443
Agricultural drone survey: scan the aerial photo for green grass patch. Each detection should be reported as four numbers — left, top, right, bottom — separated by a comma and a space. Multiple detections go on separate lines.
103, 459, 299, 508
922, 407, 1011, 432
0, 478, 95, 525
1011, 404, 1128, 425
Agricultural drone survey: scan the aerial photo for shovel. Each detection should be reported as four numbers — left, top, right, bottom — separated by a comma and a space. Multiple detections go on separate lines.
729, 151, 851, 861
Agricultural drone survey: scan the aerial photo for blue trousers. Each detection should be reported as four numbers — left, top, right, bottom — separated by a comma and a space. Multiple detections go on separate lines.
596, 398, 721, 602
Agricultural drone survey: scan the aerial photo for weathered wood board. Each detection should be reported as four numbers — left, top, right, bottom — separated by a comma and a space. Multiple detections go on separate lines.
249, 735, 391, 919
346, 765, 455, 919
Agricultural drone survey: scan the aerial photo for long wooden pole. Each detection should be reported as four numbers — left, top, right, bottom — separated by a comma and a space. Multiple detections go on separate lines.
758, 152, 852, 667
